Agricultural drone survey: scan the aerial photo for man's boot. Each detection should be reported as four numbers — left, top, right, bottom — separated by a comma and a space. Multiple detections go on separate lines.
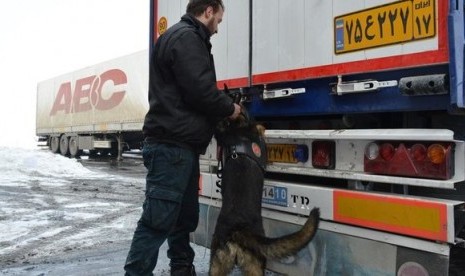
170, 264, 196, 276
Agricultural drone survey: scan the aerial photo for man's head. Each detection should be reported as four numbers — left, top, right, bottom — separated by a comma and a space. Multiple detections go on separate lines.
186, 0, 224, 36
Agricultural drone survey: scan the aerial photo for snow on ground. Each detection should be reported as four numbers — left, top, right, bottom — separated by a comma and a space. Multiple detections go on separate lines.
0, 147, 213, 275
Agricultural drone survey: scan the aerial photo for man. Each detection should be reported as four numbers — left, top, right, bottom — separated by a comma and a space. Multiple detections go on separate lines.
124, 0, 240, 275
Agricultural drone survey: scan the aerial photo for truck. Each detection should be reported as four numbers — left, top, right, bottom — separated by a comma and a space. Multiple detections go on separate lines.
151, 0, 465, 275
36, 0, 465, 274
36, 50, 148, 158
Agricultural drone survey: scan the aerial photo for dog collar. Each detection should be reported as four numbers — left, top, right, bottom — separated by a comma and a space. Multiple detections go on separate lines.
221, 135, 267, 172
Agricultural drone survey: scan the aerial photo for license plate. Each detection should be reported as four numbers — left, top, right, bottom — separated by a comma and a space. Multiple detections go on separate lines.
262, 185, 288, 207
335, 0, 436, 54
267, 144, 298, 163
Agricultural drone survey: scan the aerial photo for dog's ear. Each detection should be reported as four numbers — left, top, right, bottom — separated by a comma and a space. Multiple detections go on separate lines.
228, 103, 248, 128
256, 124, 266, 137
215, 119, 229, 137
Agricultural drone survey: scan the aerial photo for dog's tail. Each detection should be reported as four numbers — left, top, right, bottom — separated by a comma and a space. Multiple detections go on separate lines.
231, 208, 320, 259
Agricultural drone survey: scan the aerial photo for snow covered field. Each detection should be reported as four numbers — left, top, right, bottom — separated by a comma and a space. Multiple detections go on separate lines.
0, 147, 212, 275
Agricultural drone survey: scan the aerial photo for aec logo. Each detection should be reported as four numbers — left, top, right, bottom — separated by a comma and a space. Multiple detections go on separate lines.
50, 69, 127, 116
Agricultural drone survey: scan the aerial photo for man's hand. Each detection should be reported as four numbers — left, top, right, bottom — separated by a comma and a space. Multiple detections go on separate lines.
228, 103, 241, 120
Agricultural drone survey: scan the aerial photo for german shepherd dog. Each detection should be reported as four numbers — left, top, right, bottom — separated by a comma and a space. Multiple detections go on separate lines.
210, 104, 320, 275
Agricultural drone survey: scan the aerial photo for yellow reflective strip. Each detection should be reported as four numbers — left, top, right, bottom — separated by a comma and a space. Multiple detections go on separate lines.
334, 190, 447, 241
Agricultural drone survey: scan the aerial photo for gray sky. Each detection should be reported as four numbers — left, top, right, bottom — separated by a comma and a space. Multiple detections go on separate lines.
0, 0, 149, 148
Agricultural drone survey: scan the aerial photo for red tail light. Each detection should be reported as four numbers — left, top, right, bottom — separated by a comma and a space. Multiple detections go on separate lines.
379, 143, 395, 161
410, 144, 427, 161
364, 142, 454, 180
312, 141, 335, 169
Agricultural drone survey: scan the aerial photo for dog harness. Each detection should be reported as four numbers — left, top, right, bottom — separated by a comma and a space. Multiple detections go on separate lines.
217, 135, 267, 178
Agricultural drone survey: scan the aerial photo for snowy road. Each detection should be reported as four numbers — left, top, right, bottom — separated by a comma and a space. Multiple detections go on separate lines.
0, 147, 211, 275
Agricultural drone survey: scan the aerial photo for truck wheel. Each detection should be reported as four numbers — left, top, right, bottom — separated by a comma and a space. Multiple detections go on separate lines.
60, 136, 69, 156
69, 137, 82, 158
109, 145, 119, 157
89, 150, 98, 158
50, 137, 60, 153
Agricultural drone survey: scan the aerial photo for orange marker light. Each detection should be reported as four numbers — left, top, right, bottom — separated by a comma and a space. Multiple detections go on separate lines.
427, 144, 446, 164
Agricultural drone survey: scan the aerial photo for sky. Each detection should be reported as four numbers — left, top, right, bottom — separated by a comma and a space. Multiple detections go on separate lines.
0, 0, 149, 148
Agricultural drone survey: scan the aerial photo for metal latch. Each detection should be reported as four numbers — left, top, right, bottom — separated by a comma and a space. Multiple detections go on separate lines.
332, 76, 398, 95
262, 87, 306, 100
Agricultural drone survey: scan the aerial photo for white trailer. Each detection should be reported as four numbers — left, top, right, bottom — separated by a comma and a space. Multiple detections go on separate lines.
37, 0, 465, 274
152, 0, 465, 275
36, 50, 148, 158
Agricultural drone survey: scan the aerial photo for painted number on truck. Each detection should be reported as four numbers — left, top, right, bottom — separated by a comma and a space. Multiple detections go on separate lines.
335, 0, 436, 54
263, 185, 288, 207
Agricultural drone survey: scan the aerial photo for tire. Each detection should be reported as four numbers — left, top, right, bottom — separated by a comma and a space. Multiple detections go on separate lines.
50, 136, 60, 153
109, 144, 119, 157
110, 148, 119, 157
59, 135, 69, 156
89, 149, 98, 158
69, 136, 82, 158
99, 149, 110, 156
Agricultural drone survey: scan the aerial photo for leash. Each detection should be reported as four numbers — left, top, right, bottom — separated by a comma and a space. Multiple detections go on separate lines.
217, 84, 239, 181
216, 146, 223, 180
216, 144, 241, 180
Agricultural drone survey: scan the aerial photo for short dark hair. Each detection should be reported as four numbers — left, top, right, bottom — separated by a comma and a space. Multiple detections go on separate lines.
186, 0, 224, 16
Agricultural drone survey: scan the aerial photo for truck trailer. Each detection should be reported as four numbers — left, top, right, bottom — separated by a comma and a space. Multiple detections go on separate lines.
151, 0, 465, 275
36, 50, 148, 158
36, 0, 465, 274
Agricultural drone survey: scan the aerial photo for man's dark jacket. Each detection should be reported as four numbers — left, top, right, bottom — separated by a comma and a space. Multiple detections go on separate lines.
143, 14, 234, 154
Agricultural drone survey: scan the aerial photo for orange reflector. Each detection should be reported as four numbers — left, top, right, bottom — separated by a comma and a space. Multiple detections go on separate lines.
334, 190, 447, 242
428, 144, 446, 164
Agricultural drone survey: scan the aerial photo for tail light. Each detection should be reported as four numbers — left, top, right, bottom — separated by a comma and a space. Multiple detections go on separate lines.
312, 141, 335, 169
428, 144, 447, 164
364, 141, 454, 180
379, 143, 395, 161
411, 144, 427, 161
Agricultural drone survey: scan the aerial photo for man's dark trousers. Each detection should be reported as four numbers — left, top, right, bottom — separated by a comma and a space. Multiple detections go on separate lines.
124, 142, 200, 276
